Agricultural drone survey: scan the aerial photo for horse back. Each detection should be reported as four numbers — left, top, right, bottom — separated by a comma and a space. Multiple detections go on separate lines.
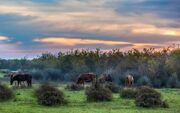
79, 73, 96, 81
13, 73, 32, 81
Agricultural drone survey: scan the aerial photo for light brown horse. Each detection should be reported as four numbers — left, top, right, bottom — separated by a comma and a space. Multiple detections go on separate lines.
76, 73, 96, 86
98, 74, 112, 83
125, 74, 134, 87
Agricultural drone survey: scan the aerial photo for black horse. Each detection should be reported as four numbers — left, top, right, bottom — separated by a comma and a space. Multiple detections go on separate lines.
10, 73, 32, 87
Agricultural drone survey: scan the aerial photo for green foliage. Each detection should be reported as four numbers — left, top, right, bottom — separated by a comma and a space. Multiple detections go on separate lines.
120, 88, 137, 99
85, 82, 112, 102
35, 84, 67, 106
31, 69, 44, 80
135, 86, 168, 108
31, 68, 64, 81
0, 85, 179, 113
0, 48, 180, 88
104, 83, 121, 93
137, 76, 152, 86
166, 74, 180, 88
0, 84, 14, 102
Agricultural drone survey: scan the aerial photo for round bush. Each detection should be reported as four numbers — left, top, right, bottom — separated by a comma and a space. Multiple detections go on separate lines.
85, 83, 112, 102
0, 84, 14, 102
105, 83, 121, 93
35, 84, 67, 106
120, 88, 137, 99
65, 83, 84, 91
135, 86, 168, 108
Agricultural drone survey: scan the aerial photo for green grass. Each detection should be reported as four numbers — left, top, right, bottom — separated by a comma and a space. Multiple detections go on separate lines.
0, 85, 180, 113
0, 72, 5, 78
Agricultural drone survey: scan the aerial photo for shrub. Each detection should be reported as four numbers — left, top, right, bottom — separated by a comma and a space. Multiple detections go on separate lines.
166, 75, 180, 88
153, 79, 162, 88
45, 68, 64, 81
120, 88, 137, 99
65, 83, 84, 91
31, 69, 44, 80
135, 86, 168, 108
0, 84, 14, 102
137, 76, 152, 86
105, 83, 121, 93
85, 82, 112, 102
35, 84, 67, 106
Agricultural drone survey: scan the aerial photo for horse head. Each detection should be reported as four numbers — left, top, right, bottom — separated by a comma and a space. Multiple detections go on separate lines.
10, 74, 15, 85
107, 74, 113, 82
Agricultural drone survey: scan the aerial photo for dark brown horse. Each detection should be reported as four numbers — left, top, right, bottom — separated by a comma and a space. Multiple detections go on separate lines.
125, 74, 134, 87
98, 74, 112, 83
10, 73, 32, 87
76, 73, 96, 85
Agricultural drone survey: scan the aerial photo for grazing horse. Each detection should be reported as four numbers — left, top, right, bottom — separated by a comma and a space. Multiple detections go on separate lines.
125, 74, 134, 87
76, 73, 96, 86
98, 74, 112, 83
10, 73, 32, 87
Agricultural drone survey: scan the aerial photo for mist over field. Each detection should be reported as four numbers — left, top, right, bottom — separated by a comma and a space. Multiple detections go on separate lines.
0, 48, 180, 88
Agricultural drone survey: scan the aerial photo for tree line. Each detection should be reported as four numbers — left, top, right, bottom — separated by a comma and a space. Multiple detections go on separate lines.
0, 48, 179, 88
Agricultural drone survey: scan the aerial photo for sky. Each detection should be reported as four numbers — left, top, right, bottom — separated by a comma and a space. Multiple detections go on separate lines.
0, 0, 179, 59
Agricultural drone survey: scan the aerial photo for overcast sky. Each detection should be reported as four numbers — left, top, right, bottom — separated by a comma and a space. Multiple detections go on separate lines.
0, 0, 179, 59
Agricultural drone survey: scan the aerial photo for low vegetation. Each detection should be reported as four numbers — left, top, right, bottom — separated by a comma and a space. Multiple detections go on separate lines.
104, 82, 121, 93
120, 88, 137, 99
35, 84, 67, 106
0, 84, 179, 113
0, 84, 14, 102
85, 83, 112, 102
135, 86, 169, 108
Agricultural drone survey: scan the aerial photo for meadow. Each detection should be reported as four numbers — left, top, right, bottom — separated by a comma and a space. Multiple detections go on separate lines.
0, 72, 4, 78
0, 84, 179, 113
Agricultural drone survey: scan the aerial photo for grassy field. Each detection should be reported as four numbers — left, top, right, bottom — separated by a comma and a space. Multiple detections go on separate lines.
0, 84, 179, 113
0, 72, 5, 78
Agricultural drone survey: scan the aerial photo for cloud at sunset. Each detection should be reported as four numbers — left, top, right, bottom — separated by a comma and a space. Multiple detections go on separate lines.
0, 36, 9, 41
0, 0, 179, 58
33, 37, 131, 46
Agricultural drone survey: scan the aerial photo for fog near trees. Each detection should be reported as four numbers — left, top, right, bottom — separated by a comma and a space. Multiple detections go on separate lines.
0, 48, 179, 88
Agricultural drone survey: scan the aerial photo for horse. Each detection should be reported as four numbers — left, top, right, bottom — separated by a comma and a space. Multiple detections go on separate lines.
76, 73, 96, 86
125, 74, 134, 87
10, 73, 32, 87
98, 74, 112, 83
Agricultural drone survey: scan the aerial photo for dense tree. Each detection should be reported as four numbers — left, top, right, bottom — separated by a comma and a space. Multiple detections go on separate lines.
0, 48, 179, 88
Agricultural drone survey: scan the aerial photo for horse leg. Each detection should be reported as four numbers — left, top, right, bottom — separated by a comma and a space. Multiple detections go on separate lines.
130, 80, 133, 87
18, 81, 20, 87
27, 80, 31, 87
29, 80, 32, 87
26, 81, 28, 87
125, 79, 127, 87
132, 80, 134, 87
14, 81, 16, 86
15, 81, 18, 87
83, 81, 85, 87
92, 78, 94, 86
125, 80, 127, 87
